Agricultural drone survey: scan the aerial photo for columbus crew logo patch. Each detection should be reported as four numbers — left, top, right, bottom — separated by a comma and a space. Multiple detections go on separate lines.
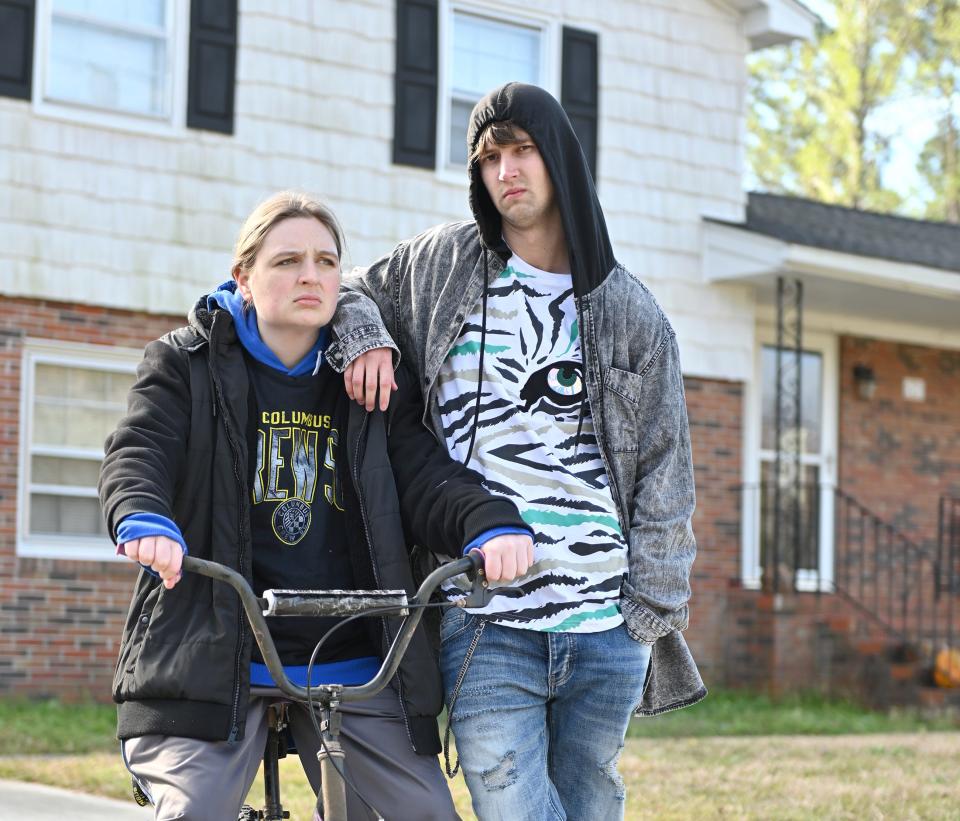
272, 498, 311, 545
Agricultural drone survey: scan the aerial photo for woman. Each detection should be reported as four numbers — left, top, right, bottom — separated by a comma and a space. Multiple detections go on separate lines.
99, 192, 533, 821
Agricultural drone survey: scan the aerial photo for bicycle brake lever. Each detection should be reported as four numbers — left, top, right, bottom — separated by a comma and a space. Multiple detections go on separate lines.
460, 566, 525, 609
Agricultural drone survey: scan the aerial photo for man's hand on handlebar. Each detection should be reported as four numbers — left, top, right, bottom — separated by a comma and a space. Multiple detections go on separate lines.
471, 533, 534, 582
123, 536, 184, 590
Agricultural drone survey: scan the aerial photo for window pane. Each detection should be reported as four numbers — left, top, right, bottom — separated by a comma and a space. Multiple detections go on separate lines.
760, 462, 820, 572
30, 494, 108, 537
452, 14, 540, 94
34, 401, 122, 449
27, 357, 136, 544
449, 99, 474, 167
35, 362, 134, 404
449, 13, 541, 165
53, 0, 165, 30
108, 371, 134, 405
760, 347, 823, 453
35, 364, 74, 400
48, 17, 167, 116
32, 456, 102, 486
32, 363, 133, 449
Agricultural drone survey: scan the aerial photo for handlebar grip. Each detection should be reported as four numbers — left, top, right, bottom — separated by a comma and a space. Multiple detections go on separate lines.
263, 589, 409, 617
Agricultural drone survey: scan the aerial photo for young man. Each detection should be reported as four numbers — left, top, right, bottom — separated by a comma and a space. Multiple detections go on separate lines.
327, 82, 705, 820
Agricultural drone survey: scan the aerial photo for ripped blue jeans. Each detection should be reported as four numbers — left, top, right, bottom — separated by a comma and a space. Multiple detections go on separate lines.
440, 609, 652, 821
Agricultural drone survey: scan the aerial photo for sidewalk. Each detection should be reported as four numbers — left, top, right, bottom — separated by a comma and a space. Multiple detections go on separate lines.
0, 778, 151, 820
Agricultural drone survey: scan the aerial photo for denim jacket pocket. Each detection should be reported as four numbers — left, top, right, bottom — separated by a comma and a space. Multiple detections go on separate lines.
603, 367, 643, 457
604, 366, 643, 408
602, 367, 643, 515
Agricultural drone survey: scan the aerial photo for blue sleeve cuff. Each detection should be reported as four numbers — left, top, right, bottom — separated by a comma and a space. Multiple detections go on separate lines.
462, 526, 534, 556
116, 513, 188, 578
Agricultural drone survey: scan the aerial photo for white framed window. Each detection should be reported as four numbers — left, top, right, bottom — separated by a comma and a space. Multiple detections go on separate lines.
741, 328, 839, 592
439, 3, 556, 171
18, 340, 141, 561
33, 0, 189, 133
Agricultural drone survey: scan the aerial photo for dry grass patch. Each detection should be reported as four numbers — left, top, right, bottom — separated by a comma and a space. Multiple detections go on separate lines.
2, 734, 957, 819
621, 733, 960, 820
0, 753, 131, 802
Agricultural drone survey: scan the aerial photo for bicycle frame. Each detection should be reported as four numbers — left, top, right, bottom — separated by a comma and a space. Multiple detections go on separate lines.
182, 552, 487, 821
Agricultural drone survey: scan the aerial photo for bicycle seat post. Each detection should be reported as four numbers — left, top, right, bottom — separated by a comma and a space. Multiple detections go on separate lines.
316, 692, 348, 821
263, 702, 289, 821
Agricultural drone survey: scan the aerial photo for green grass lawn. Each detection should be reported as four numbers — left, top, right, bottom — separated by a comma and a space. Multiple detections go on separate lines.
627, 688, 959, 737
0, 698, 117, 754
3, 688, 951, 755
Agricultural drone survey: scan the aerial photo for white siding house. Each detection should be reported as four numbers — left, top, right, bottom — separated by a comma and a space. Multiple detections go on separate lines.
0, 0, 832, 698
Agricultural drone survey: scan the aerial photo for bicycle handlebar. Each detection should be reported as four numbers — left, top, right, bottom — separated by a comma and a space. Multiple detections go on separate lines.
181, 552, 487, 705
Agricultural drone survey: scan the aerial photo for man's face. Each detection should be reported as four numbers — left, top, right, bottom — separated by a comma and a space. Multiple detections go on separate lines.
477, 127, 557, 231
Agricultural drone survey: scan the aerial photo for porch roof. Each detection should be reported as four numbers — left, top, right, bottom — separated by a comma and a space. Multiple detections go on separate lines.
730, 193, 960, 274
703, 194, 960, 331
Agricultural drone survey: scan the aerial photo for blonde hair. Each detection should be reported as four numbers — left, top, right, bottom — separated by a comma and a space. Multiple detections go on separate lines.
232, 191, 345, 276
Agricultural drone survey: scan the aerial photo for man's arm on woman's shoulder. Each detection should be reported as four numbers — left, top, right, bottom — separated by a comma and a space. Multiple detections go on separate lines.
328, 249, 403, 412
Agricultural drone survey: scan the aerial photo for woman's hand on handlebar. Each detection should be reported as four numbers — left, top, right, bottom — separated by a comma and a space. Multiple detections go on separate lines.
123, 536, 184, 589
471, 533, 534, 582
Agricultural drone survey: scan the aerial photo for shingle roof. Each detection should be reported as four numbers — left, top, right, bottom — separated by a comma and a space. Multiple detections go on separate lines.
720, 193, 960, 273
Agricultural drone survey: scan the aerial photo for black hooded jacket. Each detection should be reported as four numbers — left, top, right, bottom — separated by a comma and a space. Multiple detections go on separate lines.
467, 82, 617, 298
99, 295, 526, 753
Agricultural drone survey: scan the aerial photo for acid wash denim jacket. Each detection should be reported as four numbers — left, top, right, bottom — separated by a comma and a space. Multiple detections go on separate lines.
327, 221, 706, 716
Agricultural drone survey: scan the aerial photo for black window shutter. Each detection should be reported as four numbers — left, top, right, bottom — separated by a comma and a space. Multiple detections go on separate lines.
0, 0, 35, 101
187, 0, 237, 134
561, 27, 599, 180
393, 0, 438, 168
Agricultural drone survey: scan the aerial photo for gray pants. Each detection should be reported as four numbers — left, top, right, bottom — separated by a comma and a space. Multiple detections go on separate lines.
122, 688, 458, 821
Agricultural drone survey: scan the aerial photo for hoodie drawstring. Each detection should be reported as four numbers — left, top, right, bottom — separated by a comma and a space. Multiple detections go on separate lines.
463, 249, 489, 466
573, 301, 587, 455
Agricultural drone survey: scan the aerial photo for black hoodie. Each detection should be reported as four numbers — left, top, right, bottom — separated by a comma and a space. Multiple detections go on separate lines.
467, 82, 617, 300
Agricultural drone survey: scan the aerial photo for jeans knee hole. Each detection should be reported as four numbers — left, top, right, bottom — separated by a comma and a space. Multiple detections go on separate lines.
481, 750, 517, 792
600, 744, 626, 801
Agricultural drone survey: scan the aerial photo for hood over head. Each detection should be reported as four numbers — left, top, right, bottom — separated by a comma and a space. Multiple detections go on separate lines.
467, 82, 616, 298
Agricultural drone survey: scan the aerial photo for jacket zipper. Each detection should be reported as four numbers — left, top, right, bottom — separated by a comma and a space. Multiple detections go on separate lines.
351, 413, 417, 749
212, 369, 248, 742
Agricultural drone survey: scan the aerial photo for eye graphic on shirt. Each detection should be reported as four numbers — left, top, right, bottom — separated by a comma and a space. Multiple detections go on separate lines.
520, 360, 584, 412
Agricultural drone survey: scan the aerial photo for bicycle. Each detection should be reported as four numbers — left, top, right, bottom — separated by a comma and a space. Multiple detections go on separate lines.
131, 550, 501, 821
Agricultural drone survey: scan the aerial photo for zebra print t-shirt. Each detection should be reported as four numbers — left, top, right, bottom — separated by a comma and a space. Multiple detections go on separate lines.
436, 252, 627, 633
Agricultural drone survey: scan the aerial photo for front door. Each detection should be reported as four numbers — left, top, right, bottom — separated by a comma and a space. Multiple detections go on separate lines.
742, 329, 838, 591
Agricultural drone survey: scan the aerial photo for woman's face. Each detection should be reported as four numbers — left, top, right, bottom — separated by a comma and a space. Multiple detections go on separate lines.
235, 216, 341, 335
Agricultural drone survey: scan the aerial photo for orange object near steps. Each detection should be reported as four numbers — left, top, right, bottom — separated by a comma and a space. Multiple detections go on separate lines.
933, 648, 960, 689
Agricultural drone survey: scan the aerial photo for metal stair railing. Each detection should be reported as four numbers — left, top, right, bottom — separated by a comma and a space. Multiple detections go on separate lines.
834, 488, 950, 663
740, 481, 954, 665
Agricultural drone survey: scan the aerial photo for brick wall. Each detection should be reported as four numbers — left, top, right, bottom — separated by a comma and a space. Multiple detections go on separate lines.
0, 297, 181, 700
837, 336, 960, 644
683, 376, 744, 686
839, 336, 960, 544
